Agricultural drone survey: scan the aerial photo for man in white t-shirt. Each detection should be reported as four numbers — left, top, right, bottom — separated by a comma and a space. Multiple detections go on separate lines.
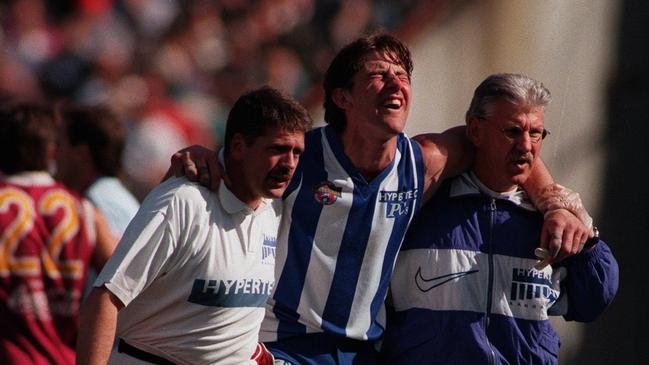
76, 87, 312, 365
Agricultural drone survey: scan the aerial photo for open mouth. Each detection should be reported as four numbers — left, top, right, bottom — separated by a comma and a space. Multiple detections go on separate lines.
511, 155, 532, 168
382, 98, 402, 110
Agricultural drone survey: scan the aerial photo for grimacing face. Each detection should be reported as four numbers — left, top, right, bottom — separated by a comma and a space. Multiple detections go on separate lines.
471, 100, 545, 192
337, 51, 411, 139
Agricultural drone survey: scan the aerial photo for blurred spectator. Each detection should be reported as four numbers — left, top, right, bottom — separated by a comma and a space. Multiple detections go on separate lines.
0, 0, 435, 198
0, 101, 117, 365
57, 104, 139, 235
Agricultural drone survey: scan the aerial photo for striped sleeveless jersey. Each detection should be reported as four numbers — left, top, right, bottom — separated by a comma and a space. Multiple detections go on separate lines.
260, 125, 424, 341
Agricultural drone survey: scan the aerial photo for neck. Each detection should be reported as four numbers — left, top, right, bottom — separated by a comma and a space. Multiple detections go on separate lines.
471, 165, 517, 193
339, 127, 398, 181
224, 158, 262, 210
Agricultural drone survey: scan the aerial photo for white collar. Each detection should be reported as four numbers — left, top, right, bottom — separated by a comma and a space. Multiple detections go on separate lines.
218, 180, 272, 216
3, 171, 56, 186
449, 171, 537, 211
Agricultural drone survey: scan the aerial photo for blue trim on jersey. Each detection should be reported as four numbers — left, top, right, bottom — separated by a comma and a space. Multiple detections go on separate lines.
321, 126, 391, 335
410, 139, 425, 214
365, 135, 424, 339
321, 177, 380, 335
273, 128, 327, 337
323, 125, 396, 186
271, 127, 426, 341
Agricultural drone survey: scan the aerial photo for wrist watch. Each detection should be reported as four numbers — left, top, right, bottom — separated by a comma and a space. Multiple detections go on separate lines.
584, 226, 600, 249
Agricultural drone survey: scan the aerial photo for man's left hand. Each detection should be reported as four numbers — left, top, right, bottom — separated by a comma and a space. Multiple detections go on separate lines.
539, 208, 591, 264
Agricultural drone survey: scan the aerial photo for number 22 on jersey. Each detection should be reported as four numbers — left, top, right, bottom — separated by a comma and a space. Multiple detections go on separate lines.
0, 186, 84, 279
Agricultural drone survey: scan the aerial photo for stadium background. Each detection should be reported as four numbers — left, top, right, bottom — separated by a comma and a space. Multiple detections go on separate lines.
0, 0, 646, 363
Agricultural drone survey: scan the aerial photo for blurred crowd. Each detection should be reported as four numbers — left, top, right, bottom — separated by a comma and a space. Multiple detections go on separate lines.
0, 0, 430, 199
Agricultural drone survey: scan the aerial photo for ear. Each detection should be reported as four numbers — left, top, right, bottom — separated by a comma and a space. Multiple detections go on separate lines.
332, 88, 352, 110
466, 116, 483, 147
229, 133, 247, 160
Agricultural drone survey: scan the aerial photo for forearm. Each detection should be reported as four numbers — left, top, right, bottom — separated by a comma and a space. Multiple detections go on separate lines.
76, 286, 122, 365
523, 159, 594, 254
521, 158, 554, 203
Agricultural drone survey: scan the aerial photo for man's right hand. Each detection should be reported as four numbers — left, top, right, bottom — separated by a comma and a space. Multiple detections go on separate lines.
164, 145, 222, 192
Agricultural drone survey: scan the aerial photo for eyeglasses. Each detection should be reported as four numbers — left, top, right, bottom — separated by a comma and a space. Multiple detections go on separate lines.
479, 118, 550, 144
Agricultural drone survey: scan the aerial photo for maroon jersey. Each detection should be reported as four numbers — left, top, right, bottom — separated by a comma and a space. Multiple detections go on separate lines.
0, 173, 95, 365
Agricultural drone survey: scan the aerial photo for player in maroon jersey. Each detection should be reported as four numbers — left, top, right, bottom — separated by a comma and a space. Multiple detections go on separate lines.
0, 103, 117, 365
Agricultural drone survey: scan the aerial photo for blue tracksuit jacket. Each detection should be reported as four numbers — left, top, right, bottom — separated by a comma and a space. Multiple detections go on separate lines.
381, 173, 619, 365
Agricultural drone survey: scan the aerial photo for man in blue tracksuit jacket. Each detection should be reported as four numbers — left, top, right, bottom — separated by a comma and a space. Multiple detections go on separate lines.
381, 73, 619, 365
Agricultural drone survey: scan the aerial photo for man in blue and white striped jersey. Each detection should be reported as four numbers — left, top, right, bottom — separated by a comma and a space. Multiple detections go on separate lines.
171, 34, 593, 364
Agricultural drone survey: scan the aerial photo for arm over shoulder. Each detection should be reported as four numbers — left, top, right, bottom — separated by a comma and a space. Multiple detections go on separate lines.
413, 126, 474, 203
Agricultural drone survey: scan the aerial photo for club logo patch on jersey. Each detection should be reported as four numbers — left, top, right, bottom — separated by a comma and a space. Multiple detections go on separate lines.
313, 181, 342, 205
379, 189, 418, 218
262, 235, 276, 265
509, 268, 558, 309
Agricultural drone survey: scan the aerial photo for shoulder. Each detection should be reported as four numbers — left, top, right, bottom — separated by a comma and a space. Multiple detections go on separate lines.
411, 133, 448, 164
142, 177, 215, 214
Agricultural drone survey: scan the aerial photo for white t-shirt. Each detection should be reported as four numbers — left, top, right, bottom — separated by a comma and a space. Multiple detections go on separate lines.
95, 177, 280, 365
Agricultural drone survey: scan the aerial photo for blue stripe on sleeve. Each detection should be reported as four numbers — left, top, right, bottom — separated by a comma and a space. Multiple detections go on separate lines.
273, 129, 327, 337
366, 135, 425, 339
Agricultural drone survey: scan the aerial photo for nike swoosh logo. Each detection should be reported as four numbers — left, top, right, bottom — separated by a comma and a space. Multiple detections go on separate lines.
415, 267, 479, 292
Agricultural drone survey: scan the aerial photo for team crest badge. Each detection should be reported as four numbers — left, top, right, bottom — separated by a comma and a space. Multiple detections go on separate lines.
313, 181, 342, 205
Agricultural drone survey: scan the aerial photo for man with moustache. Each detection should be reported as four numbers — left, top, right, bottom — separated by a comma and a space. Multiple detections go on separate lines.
381, 74, 618, 364
169, 35, 593, 364
76, 87, 312, 365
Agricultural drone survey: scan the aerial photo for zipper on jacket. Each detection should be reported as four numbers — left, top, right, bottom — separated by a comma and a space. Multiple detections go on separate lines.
485, 198, 497, 365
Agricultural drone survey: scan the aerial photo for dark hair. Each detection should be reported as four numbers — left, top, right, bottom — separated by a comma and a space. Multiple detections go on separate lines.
0, 103, 57, 174
323, 33, 413, 132
223, 86, 312, 156
60, 105, 127, 176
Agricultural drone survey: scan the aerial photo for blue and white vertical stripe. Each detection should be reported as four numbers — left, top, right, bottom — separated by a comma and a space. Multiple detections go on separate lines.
260, 126, 424, 342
